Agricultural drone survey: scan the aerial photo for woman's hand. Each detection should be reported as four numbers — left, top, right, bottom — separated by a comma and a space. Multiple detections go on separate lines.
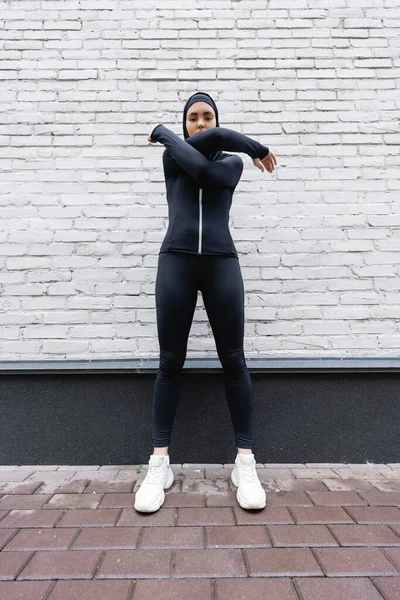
252, 150, 277, 173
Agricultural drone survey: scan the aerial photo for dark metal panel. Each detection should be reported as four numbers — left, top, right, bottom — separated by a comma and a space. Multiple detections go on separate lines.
0, 371, 399, 465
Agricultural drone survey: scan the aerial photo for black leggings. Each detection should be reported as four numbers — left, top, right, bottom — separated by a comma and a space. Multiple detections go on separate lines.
152, 250, 253, 449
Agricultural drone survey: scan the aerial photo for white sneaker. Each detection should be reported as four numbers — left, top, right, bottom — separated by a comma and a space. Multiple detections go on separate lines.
134, 454, 174, 513
231, 452, 266, 510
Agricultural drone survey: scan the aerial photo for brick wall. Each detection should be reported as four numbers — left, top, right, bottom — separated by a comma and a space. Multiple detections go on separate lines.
1, 0, 399, 358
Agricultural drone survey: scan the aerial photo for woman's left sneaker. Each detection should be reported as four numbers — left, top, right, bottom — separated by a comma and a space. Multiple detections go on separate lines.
231, 452, 266, 509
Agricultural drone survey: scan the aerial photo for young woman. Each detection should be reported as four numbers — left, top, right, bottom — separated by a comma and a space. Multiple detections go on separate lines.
134, 92, 277, 513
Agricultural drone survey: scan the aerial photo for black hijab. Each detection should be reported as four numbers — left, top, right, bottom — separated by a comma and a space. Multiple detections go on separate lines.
182, 92, 222, 162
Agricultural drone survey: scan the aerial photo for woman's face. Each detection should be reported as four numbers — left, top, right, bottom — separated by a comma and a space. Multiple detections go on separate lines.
186, 101, 216, 137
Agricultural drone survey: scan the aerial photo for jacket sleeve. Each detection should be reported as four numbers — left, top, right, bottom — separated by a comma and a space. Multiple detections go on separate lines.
151, 124, 245, 188
200, 154, 244, 188
184, 126, 270, 160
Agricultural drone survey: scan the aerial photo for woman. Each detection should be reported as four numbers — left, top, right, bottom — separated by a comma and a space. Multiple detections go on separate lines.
134, 92, 277, 513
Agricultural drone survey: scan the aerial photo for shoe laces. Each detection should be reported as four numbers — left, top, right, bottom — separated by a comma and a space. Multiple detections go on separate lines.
238, 463, 259, 483
145, 463, 165, 484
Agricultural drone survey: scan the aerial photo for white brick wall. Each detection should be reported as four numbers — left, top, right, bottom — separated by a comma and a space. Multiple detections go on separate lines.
1, 0, 399, 359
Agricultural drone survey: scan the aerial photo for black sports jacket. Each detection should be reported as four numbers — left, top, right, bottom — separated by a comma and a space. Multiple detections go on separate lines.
150, 124, 269, 257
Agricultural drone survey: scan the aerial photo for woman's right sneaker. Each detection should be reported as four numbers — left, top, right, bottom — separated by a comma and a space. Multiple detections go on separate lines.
134, 453, 174, 513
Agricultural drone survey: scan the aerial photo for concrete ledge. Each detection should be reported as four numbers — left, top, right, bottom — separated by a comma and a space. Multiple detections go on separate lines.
1, 356, 400, 373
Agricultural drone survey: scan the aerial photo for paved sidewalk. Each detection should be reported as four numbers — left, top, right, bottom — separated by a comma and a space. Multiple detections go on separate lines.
0, 463, 400, 599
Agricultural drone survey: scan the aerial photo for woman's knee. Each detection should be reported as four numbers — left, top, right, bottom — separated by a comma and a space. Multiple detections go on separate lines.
158, 349, 186, 379
220, 348, 248, 376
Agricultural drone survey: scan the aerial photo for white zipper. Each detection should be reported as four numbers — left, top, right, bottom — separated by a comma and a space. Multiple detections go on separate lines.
198, 187, 203, 254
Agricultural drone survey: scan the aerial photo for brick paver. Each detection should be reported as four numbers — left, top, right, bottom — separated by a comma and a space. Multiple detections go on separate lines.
0, 463, 399, 598
140, 526, 203, 549
132, 578, 212, 599
96, 549, 172, 578
294, 577, 387, 599
71, 527, 140, 550
16, 550, 102, 580
0, 581, 52, 600
4, 528, 78, 551
47, 580, 132, 600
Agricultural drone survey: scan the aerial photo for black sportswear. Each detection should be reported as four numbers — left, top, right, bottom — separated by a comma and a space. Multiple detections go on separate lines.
152, 250, 253, 449
150, 124, 269, 257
